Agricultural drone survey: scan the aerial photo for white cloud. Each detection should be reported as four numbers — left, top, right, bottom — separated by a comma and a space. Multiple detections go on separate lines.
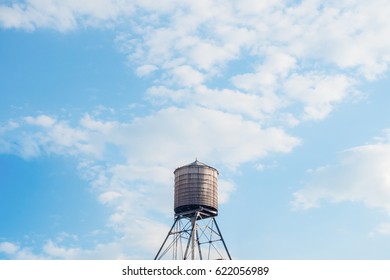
3, 238, 134, 259
0, 241, 46, 259
0, 242, 19, 254
24, 115, 56, 127
284, 73, 354, 120
0, 228, 164, 259
80, 114, 116, 133
146, 85, 280, 120
98, 191, 122, 204
113, 106, 300, 168
1, 115, 115, 159
43, 121, 93, 156
0, 121, 20, 133
186, 40, 237, 71
135, 64, 158, 77
219, 179, 235, 204
231, 72, 266, 92
75, 215, 169, 258
286, 0, 390, 80
292, 130, 390, 214
114, 0, 389, 124
371, 223, 390, 236
2, 0, 390, 83
5, 108, 300, 174
2, 1, 389, 124
262, 49, 297, 76
169, 65, 204, 87
119, 217, 170, 254
43, 240, 81, 259
108, 164, 172, 186
0, 0, 134, 31
230, 49, 297, 101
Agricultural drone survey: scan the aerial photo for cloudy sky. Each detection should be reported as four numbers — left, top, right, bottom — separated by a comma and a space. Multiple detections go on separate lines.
1, 0, 390, 259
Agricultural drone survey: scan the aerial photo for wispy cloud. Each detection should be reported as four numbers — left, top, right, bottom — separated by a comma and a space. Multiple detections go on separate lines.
2, 1, 388, 124
370, 223, 390, 236
292, 130, 390, 214
0, 0, 135, 31
114, 0, 388, 125
0, 242, 19, 255
0, 239, 141, 259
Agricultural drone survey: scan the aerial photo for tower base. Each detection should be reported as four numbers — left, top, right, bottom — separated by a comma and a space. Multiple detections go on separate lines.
154, 208, 231, 260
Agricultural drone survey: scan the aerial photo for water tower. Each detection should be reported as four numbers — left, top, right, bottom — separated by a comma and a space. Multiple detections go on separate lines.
154, 159, 231, 260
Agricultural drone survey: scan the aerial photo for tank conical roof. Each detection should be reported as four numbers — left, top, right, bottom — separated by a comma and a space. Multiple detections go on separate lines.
175, 159, 218, 174
186, 159, 207, 166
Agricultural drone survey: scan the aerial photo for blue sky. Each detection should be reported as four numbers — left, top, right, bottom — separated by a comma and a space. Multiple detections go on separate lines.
1, 0, 390, 259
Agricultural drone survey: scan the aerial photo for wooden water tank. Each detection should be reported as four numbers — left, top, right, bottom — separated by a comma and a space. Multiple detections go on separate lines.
174, 160, 218, 215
